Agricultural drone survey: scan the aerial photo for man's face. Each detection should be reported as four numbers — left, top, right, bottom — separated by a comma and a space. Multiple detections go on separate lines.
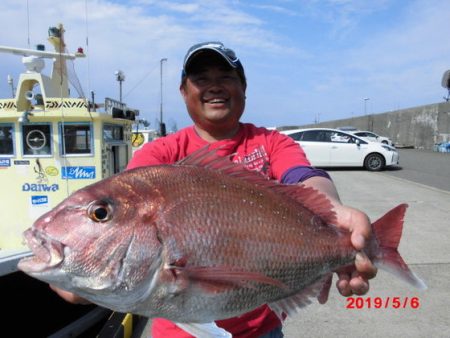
180, 61, 246, 134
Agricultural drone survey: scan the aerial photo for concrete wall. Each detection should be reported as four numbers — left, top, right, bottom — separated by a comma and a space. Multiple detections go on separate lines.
281, 101, 450, 149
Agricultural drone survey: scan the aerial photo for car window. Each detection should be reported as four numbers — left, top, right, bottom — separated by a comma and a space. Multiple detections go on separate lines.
289, 130, 366, 144
356, 132, 377, 138
301, 130, 319, 141
330, 131, 352, 143
287, 131, 303, 141
297, 130, 329, 142
317, 131, 332, 142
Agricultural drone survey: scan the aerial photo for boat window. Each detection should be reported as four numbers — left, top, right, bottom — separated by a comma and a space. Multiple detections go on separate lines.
103, 124, 124, 142
60, 123, 93, 155
22, 124, 52, 156
0, 124, 14, 156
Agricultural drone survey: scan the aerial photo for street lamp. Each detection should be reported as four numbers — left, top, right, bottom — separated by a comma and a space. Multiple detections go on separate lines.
115, 70, 125, 103
159, 58, 168, 136
363, 97, 370, 115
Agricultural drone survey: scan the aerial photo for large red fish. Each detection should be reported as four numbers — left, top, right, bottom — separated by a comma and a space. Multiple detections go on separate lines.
18, 147, 426, 337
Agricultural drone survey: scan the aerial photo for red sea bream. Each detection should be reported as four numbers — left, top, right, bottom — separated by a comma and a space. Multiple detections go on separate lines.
18, 147, 426, 337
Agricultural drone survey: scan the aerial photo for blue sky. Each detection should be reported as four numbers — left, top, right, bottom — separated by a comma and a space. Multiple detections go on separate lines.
1, 0, 449, 130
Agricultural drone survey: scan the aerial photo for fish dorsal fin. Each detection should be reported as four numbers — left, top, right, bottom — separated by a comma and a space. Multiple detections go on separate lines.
177, 145, 260, 182
177, 146, 337, 224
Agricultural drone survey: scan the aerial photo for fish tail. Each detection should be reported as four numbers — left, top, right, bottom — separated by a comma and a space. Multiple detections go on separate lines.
371, 204, 427, 290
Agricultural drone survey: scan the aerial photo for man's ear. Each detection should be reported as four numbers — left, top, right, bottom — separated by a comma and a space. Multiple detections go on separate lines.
180, 83, 187, 102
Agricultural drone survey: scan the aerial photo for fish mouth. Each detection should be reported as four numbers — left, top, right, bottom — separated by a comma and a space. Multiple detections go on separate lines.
18, 228, 65, 273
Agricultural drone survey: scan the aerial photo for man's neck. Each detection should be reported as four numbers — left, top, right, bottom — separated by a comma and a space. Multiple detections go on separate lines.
194, 124, 240, 142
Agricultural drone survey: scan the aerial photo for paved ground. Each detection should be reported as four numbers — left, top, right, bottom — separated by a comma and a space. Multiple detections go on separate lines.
283, 170, 450, 338
384, 149, 450, 192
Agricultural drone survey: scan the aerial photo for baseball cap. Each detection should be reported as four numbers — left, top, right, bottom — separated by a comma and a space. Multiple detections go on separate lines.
182, 41, 246, 85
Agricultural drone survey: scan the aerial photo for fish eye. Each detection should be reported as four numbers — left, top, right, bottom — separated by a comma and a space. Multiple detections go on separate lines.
87, 201, 112, 222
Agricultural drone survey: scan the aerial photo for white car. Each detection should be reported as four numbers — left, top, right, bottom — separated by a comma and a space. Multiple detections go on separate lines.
350, 130, 394, 147
281, 128, 399, 171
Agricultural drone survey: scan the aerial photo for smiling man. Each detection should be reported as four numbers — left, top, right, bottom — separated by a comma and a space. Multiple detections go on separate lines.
52, 42, 377, 338
179, 43, 247, 142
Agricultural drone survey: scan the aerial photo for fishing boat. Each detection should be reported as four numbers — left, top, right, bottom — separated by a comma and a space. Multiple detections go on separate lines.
0, 24, 144, 336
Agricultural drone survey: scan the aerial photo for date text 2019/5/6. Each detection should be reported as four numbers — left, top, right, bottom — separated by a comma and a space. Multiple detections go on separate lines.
346, 297, 420, 309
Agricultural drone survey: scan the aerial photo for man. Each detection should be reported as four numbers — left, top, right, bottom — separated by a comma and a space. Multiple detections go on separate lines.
53, 41, 376, 337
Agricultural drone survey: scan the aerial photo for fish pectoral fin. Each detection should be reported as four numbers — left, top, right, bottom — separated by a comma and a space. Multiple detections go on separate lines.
184, 266, 288, 293
175, 322, 232, 338
269, 274, 332, 318
317, 274, 333, 304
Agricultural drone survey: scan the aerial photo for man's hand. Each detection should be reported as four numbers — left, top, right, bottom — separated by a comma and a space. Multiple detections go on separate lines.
50, 285, 90, 305
332, 204, 378, 296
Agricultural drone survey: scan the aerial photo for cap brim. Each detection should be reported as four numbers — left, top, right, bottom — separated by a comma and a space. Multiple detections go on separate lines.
184, 47, 239, 71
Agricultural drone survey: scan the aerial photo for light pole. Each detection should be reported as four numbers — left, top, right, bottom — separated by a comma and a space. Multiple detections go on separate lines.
363, 97, 370, 115
159, 58, 168, 136
115, 70, 125, 103
364, 97, 371, 131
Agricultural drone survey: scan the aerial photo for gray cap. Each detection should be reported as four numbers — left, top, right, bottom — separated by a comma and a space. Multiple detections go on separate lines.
182, 41, 246, 85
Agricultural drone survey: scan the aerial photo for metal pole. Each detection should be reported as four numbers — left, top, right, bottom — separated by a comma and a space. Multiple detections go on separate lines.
115, 70, 125, 103
119, 81, 122, 103
364, 97, 370, 115
364, 97, 370, 130
159, 58, 167, 136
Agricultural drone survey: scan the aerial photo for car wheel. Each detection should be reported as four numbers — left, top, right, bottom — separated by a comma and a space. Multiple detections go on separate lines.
364, 153, 385, 171
381, 140, 388, 144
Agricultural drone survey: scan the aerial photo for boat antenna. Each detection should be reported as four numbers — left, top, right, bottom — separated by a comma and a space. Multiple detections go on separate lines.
26, 0, 31, 48
53, 26, 71, 197
84, 0, 91, 96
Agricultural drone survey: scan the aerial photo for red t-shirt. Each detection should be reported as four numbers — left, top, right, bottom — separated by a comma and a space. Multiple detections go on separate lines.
127, 123, 310, 338
128, 123, 309, 177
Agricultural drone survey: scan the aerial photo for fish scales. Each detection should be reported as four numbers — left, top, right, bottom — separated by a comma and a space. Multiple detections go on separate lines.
156, 166, 343, 255
118, 164, 351, 321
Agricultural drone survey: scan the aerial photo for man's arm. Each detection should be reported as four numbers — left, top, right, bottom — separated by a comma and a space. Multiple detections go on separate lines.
301, 175, 377, 296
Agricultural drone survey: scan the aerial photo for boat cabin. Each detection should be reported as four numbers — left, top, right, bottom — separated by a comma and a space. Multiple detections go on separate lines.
0, 24, 138, 275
